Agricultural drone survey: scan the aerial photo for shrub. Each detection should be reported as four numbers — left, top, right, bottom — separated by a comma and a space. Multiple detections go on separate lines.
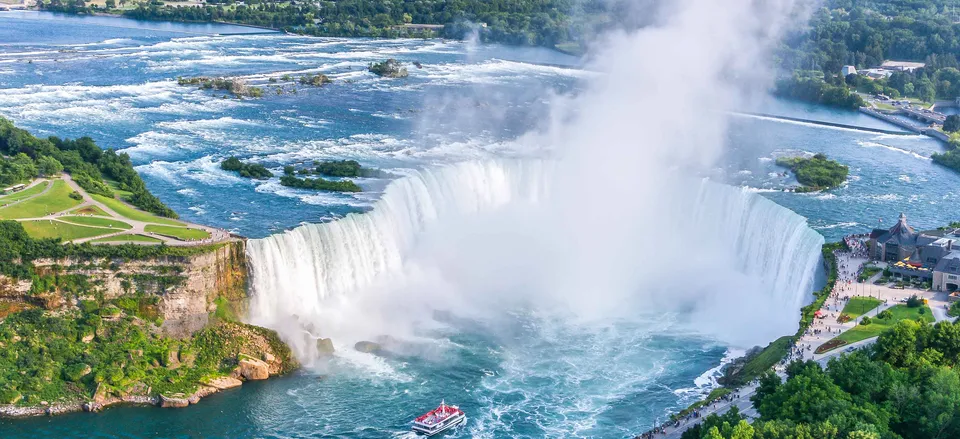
0, 389, 22, 404
949, 302, 960, 317
861, 316, 872, 325
906, 295, 923, 308
68, 191, 83, 200
877, 309, 893, 320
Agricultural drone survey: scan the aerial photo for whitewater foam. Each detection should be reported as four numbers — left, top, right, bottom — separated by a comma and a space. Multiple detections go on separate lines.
247, 160, 824, 362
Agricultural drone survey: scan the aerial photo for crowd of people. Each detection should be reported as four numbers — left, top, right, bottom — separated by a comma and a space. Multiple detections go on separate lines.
633, 234, 920, 439
634, 391, 749, 438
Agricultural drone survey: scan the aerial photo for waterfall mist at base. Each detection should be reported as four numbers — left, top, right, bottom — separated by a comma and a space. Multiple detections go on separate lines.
248, 160, 824, 362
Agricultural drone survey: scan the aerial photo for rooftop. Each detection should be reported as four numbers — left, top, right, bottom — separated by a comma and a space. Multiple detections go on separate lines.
881, 60, 926, 71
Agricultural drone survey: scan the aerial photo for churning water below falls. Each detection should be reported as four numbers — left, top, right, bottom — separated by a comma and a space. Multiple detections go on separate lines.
2, 11, 960, 439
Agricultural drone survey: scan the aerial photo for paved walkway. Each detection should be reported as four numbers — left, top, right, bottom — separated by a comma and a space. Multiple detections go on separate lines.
654, 236, 956, 439
4, 175, 235, 246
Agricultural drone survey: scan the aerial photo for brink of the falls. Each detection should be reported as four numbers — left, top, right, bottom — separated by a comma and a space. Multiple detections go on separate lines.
246, 160, 825, 361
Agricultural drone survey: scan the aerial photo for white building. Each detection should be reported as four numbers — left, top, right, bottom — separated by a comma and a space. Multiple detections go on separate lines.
841, 65, 857, 77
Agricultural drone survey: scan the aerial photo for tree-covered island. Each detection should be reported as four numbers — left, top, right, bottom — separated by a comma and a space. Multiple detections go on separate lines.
776, 153, 849, 193
220, 157, 273, 179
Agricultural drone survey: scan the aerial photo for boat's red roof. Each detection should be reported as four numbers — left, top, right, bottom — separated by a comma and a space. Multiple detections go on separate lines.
415, 403, 463, 424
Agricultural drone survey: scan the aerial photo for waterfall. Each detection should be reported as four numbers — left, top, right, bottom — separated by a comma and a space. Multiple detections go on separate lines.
247, 160, 824, 358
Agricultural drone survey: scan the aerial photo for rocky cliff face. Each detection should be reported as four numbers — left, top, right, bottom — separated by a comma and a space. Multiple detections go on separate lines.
0, 240, 249, 337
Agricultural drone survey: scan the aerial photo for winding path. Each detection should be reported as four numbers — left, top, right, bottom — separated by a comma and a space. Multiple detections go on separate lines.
2, 174, 235, 246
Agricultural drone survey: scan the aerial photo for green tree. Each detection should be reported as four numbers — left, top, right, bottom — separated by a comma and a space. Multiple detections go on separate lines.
36, 155, 63, 177
731, 420, 754, 439
705, 426, 724, 439
944, 115, 960, 133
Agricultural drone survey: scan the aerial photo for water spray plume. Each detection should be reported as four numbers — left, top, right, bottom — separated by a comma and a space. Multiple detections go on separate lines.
248, 0, 822, 362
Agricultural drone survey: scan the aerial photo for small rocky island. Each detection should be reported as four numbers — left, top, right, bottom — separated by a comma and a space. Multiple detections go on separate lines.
776, 153, 848, 192
177, 76, 264, 98
369, 59, 409, 78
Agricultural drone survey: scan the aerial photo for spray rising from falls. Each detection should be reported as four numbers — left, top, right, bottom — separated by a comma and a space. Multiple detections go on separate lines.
247, 159, 824, 360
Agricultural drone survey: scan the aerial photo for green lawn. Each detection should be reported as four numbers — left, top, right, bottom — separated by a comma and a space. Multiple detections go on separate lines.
104, 179, 135, 200
21, 220, 113, 241
0, 181, 49, 205
833, 304, 935, 346
60, 216, 132, 230
841, 296, 883, 319
145, 225, 210, 241
70, 205, 109, 216
0, 180, 82, 219
90, 234, 163, 244
858, 266, 883, 282
91, 194, 182, 226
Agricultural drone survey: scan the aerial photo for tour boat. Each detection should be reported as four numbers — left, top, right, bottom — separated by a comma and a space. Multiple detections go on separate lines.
412, 400, 466, 436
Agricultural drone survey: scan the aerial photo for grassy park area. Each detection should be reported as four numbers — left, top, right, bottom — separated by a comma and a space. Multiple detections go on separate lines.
90, 234, 164, 244
144, 224, 210, 241
833, 304, 935, 347
0, 174, 216, 245
0, 180, 81, 219
70, 205, 109, 216
91, 193, 183, 226
60, 215, 132, 230
0, 182, 49, 206
21, 220, 117, 240
840, 296, 883, 320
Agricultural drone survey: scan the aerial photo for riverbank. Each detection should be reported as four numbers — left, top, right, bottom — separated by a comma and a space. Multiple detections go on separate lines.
0, 318, 297, 419
637, 241, 843, 438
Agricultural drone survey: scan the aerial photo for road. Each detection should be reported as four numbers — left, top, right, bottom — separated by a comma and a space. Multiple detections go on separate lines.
655, 242, 956, 439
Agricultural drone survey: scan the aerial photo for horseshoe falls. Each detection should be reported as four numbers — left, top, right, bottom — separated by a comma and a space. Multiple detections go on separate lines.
246, 157, 823, 354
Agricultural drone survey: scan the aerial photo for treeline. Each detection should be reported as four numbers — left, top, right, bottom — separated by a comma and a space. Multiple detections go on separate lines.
0, 118, 176, 218
774, 73, 865, 109
778, 0, 960, 105
42, 0, 581, 48
685, 318, 960, 439
932, 133, 960, 173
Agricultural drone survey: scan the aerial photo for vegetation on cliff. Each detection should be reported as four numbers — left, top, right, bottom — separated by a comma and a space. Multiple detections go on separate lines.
932, 133, 960, 173
369, 59, 408, 78
0, 306, 294, 407
0, 220, 224, 280
719, 242, 843, 387
776, 154, 849, 192
220, 157, 273, 180
0, 117, 176, 219
684, 317, 960, 439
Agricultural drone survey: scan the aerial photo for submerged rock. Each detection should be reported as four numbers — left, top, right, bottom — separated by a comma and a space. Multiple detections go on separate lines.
204, 376, 243, 390
317, 338, 335, 356
354, 341, 381, 353
369, 59, 409, 78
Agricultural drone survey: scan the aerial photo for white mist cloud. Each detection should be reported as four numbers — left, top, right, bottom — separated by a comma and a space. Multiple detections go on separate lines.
248, 0, 822, 361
